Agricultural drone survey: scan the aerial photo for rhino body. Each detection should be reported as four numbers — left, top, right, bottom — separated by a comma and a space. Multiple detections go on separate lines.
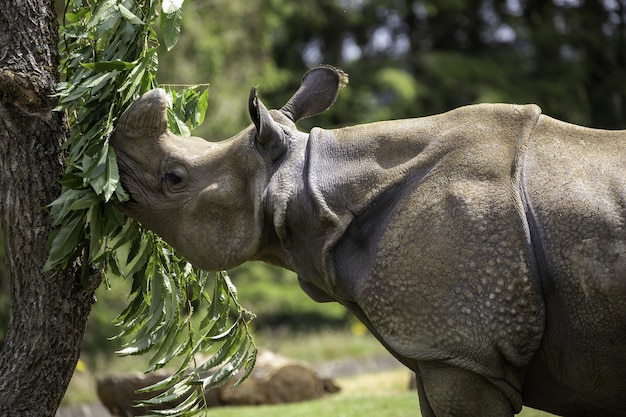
111, 66, 626, 417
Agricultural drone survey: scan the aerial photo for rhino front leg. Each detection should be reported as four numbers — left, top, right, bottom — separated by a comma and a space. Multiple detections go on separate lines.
416, 362, 517, 417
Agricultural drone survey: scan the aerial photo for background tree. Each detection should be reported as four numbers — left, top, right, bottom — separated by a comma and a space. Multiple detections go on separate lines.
159, 0, 623, 140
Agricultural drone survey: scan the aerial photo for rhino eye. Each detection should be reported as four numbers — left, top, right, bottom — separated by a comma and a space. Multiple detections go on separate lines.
163, 172, 183, 186
160, 159, 187, 191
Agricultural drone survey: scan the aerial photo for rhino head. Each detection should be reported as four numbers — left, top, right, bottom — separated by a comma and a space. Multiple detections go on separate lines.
111, 66, 348, 271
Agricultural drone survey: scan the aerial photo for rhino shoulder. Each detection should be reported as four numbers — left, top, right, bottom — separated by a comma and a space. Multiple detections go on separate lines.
445, 102, 542, 134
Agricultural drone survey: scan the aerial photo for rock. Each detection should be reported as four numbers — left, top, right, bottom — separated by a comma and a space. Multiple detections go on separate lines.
219, 350, 338, 405
55, 403, 111, 417
96, 370, 188, 417
97, 349, 339, 416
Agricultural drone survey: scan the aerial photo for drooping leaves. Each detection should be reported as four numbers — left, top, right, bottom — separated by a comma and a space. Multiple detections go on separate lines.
50, 0, 255, 415
161, 5, 183, 51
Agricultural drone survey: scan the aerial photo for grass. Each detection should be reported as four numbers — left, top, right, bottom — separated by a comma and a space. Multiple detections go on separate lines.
254, 324, 387, 363
202, 368, 556, 417
204, 369, 420, 417
62, 329, 558, 416
61, 328, 387, 405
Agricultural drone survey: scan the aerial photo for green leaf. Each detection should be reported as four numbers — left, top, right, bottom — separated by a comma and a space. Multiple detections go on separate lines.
198, 277, 230, 334
232, 348, 257, 387
201, 329, 251, 389
117, 3, 144, 25
81, 71, 114, 89
85, 141, 120, 201
139, 375, 195, 406
119, 234, 151, 278
68, 189, 100, 211
161, 8, 183, 51
139, 359, 193, 393
147, 321, 191, 372
80, 60, 136, 72
194, 326, 244, 374
87, 202, 108, 263
87, 0, 117, 29
102, 147, 120, 201
148, 388, 200, 416
167, 107, 191, 137
48, 188, 83, 225
44, 214, 84, 271
194, 87, 209, 126
83, 145, 108, 180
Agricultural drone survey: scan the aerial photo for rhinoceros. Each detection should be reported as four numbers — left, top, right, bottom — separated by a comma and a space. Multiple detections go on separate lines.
111, 65, 626, 417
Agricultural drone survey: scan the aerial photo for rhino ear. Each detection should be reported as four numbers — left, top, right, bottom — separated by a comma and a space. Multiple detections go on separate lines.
249, 87, 287, 161
280, 65, 349, 122
115, 88, 169, 137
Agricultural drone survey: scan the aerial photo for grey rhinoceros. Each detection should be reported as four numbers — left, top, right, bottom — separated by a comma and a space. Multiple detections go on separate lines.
111, 65, 626, 417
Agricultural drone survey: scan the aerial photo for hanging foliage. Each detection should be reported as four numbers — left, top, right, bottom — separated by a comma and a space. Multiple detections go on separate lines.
48, 0, 256, 414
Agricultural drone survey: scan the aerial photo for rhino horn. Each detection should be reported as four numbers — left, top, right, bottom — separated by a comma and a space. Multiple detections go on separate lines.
280, 65, 349, 122
115, 88, 169, 138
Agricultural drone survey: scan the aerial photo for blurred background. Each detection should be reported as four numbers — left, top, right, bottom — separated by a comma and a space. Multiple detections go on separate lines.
159, 0, 625, 141
0, 0, 624, 411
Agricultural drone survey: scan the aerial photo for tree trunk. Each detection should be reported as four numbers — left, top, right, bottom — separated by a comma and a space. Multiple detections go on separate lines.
0, 0, 101, 415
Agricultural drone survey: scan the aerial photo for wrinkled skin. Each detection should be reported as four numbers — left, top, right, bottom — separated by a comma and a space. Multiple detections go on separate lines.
111, 66, 626, 417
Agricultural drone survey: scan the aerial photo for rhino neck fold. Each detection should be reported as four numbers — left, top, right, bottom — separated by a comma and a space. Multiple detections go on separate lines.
275, 123, 445, 302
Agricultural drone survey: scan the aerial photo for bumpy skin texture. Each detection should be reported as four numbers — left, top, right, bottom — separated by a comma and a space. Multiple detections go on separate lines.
111, 67, 626, 417
301, 106, 545, 415
520, 117, 626, 416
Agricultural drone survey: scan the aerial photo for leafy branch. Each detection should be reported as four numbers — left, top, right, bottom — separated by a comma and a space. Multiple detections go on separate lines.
49, 0, 256, 415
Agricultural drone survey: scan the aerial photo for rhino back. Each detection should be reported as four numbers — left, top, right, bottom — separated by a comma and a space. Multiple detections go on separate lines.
330, 104, 545, 388
521, 116, 626, 412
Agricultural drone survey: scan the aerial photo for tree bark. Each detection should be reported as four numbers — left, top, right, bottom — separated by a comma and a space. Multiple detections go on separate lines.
0, 0, 101, 415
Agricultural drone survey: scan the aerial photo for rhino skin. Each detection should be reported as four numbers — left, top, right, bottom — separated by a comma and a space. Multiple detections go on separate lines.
111, 66, 626, 417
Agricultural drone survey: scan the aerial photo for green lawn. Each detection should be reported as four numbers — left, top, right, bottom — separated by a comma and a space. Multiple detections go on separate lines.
62, 329, 558, 416
203, 368, 556, 417
206, 394, 419, 417
61, 329, 388, 405
204, 369, 420, 417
